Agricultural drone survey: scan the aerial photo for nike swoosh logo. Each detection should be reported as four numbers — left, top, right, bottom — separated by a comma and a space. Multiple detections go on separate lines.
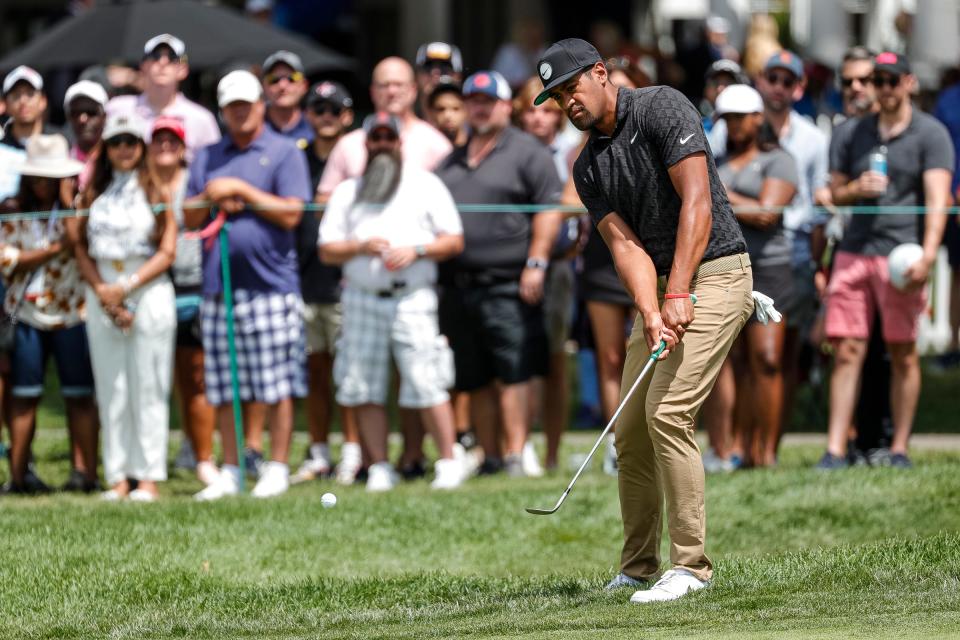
680, 134, 694, 144
630, 131, 638, 143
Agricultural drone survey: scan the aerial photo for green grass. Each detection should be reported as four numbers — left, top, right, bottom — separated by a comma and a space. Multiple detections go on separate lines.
2, 432, 959, 639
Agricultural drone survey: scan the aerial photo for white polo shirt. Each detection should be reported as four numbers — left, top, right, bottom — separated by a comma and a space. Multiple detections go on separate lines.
318, 166, 462, 292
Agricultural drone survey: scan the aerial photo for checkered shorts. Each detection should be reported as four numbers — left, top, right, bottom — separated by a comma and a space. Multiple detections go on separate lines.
201, 290, 307, 406
334, 286, 453, 409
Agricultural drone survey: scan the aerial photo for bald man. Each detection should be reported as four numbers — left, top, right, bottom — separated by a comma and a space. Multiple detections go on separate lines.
315, 57, 454, 482
316, 57, 452, 199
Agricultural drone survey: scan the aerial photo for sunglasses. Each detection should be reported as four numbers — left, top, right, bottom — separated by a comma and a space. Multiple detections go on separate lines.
69, 107, 102, 118
310, 103, 343, 117
872, 74, 901, 88
368, 131, 398, 143
765, 72, 797, 89
841, 75, 873, 88
265, 72, 304, 86
143, 49, 184, 64
106, 134, 140, 148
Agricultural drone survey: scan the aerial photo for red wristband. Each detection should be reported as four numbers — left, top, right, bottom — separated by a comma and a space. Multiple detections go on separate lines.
664, 293, 691, 300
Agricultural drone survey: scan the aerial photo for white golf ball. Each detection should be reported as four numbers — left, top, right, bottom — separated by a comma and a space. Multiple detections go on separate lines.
321, 492, 337, 509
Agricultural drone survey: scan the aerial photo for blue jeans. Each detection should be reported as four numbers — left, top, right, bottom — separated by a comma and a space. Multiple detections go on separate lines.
11, 323, 94, 398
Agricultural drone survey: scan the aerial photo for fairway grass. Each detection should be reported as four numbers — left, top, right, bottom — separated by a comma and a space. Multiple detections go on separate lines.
2, 435, 959, 639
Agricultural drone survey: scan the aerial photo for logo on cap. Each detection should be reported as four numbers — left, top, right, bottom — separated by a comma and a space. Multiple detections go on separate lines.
474, 73, 491, 88
876, 52, 898, 65
319, 82, 335, 97
539, 62, 552, 81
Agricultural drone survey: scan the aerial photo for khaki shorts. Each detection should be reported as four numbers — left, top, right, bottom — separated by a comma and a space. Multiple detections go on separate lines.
303, 302, 342, 355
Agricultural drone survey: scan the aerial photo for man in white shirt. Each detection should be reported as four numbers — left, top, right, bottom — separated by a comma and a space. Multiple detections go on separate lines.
106, 34, 220, 158
318, 112, 466, 492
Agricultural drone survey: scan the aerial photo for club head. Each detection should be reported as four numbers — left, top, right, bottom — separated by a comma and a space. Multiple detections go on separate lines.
525, 506, 559, 516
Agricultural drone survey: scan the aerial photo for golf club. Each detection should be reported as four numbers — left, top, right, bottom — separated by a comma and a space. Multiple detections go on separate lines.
526, 339, 667, 516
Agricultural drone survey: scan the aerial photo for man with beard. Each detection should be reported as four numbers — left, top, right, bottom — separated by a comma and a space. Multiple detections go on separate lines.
63, 80, 108, 193
318, 112, 467, 491
436, 71, 563, 477
536, 38, 751, 602
822, 52, 953, 469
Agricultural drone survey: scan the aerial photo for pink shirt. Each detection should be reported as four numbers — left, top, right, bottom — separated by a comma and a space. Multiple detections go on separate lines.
317, 117, 452, 196
106, 92, 221, 159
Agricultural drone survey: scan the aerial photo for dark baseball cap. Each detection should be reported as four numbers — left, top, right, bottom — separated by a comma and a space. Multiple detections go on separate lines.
764, 50, 804, 79
534, 38, 603, 106
874, 51, 911, 75
307, 81, 353, 109
263, 50, 304, 74
362, 111, 401, 136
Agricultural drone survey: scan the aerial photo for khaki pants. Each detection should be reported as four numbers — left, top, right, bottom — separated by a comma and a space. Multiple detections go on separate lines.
616, 254, 753, 583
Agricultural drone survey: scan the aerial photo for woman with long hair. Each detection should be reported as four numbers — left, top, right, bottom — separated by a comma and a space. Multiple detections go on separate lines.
0, 134, 98, 493
72, 113, 177, 501
706, 85, 798, 468
147, 116, 218, 487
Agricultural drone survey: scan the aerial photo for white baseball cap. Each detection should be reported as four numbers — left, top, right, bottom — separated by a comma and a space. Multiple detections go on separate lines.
3, 65, 43, 96
218, 70, 263, 107
143, 33, 186, 58
102, 112, 147, 141
714, 84, 764, 116
63, 80, 108, 113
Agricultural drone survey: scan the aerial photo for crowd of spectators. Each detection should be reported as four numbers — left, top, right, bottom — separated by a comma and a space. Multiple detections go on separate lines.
0, 19, 958, 499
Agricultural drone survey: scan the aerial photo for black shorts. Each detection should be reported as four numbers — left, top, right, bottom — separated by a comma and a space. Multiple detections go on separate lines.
944, 214, 960, 268
439, 282, 548, 391
751, 262, 794, 324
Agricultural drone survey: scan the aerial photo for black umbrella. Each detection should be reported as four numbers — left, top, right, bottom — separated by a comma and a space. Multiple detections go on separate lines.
0, 0, 353, 73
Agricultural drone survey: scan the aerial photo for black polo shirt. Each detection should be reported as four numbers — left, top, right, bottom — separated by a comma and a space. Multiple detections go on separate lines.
296, 149, 341, 304
436, 125, 563, 281
573, 86, 745, 275
832, 111, 954, 256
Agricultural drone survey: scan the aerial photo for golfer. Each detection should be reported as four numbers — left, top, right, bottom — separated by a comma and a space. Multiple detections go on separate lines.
535, 38, 753, 603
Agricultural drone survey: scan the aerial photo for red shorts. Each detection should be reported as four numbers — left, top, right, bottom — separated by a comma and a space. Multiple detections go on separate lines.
824, 251, 927, 343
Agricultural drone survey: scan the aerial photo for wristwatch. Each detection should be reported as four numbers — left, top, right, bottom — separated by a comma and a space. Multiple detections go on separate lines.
415, 244, 427, 257
525, 257, 549, 270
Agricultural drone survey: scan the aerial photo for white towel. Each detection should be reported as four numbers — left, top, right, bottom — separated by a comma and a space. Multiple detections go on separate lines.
751, 291, 782, 325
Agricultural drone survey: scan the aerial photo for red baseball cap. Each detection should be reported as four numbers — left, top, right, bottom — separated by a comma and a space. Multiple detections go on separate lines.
151, 116, 186, 142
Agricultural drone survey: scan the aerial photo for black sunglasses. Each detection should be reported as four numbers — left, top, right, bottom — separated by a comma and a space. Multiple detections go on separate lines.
143, 49, 184, 64
310, 103, 343, 117
841, 75, 873, 88
368, 131, 398, 143
872, 74, 901, 88
106, 134, 140, 148
765, 72, 797, 89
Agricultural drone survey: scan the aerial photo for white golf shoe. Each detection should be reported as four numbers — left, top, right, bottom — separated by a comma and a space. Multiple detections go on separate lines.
702, 448, 735, 474
252, 462, 290, 498
366, 462, 399, 492
604, 572, 645, 591
336, 442, 363, 486
521, 441, 544, 477
430, 457, 464, 490
196, 460, 221, 486
629, 569, 708, 604
194, 465, 241, 501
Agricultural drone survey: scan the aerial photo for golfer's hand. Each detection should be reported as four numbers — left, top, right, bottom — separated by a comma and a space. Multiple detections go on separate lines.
902, 255, 932, 292
519, 266, 546, 304
362, 237, 390, 256
661, 297, 695, 343
383, 246, 417, 271
642, 311, 678, 360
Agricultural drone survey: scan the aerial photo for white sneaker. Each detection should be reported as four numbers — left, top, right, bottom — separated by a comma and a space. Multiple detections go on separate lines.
603, 433, 618, 476
629, 569, 708, 604
702, 448, 735, 474
196, 460, 221, 486
521, 441, 544, 478
194, 465, 240, 501
100, 489, 124, 502
251, 462, 290, 498
336, 442, 363, 486
292, 444, 332, 484
128, 488, 157, 503
430, 457, 464, 489
453, 443, 481, 479
366, 462, 398, 492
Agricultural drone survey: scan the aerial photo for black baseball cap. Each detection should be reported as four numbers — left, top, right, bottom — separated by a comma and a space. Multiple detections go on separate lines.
534, 38, 602, 106
874, 51, 911, 76
306, 81, 353, 109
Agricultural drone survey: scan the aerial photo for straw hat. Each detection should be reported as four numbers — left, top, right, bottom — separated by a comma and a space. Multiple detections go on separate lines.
17, 134, 85, 178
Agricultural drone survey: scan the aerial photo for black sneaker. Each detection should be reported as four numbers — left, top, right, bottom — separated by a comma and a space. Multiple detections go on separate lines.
815, 452, 849, 470
399, 459, 427, 480
243, 448, 264, 479
889, 453, 913, 469
62, 469, 102, 493
477, 457, 503, 476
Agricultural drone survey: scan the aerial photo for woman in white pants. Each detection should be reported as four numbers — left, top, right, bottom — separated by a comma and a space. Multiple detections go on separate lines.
73, 113, 177, 502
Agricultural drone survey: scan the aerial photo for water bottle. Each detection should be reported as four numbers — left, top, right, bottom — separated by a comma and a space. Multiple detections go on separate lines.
869, 145, 888, 195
